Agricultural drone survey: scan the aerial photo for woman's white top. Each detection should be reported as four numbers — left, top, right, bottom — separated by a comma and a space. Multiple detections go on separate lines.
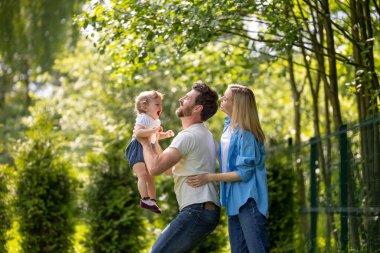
220, 126, 233, 173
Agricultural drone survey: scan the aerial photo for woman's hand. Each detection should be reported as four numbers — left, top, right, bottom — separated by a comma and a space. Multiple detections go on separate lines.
186, 174, 210, 188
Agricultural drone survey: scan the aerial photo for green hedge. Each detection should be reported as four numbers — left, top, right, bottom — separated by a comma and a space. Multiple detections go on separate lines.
0, 165, 12, 253
14, 139, 76, 253
267, 147, 295, 252
85, 138, 145, 253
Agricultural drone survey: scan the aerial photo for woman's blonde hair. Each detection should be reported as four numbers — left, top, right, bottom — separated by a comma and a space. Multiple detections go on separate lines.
229, 84, 266, 144
135, 90, 163, 114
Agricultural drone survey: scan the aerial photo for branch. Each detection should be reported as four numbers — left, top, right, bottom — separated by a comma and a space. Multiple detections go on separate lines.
216, 39, 327, 76
303, 0, 356, 44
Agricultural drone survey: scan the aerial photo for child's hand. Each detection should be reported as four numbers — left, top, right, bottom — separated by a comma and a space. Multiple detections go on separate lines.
165, 130, 175, 137
158, 129, 175, 140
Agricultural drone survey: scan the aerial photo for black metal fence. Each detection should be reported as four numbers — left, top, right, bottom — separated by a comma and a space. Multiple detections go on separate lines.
269, 115, 380, 252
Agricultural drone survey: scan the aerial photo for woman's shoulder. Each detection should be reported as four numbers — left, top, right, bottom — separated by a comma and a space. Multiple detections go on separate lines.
236, 129, 264, 146
235, 128, 254, 138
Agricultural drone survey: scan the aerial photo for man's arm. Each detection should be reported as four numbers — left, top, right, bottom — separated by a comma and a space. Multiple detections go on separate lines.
139, 137, 181, 176
153, 139, 173, 176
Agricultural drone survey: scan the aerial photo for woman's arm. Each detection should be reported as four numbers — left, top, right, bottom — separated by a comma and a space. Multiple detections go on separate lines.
234, 132, 257, 182
186, 171, 241, 188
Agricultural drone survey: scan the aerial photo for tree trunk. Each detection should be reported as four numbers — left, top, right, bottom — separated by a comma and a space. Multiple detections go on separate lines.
288, 52, 308, 243
349, 0, 380, 250
320, 0, 342, 129
0, 62, 10, 108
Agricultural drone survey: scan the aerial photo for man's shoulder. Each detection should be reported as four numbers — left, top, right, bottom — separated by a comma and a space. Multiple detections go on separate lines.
175, 128, 195, 140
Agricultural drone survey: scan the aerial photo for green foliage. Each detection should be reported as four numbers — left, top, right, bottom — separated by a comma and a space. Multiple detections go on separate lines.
85, 138, 145, 253
0, 0, 81, 71
14, 138, 76, 253
0, 164, 12, 253
153, 177, 178, 228
0, 84, 31, 164
267, 143, 296, 252
0, 0, 378, 251
77, 0, 258, 80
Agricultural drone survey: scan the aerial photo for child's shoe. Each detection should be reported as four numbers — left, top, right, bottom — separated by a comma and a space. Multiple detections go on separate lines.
150, 199, 162, 214
140, 197, 161, 214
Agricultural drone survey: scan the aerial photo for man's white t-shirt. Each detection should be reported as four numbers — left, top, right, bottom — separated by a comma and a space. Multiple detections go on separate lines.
169, 123, 220, 210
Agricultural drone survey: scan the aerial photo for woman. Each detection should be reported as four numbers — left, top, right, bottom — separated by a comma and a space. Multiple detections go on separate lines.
187, 84, 269, 253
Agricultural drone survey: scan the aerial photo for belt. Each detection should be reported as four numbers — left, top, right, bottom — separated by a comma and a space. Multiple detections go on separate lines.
189, 201, 218, 210
202, 201, 217, 210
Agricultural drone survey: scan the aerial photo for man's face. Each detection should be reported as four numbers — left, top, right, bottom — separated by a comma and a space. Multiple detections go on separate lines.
176, 89, 200, 118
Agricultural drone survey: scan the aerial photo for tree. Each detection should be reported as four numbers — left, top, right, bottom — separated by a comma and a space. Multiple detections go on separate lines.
0, 0, 81, 108
13, 103, 77, 253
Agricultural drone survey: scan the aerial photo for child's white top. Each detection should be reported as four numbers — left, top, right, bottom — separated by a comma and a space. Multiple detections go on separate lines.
134, 113, 161, 144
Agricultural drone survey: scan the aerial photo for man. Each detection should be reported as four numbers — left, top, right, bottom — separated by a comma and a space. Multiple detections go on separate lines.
137, 82, 220, 253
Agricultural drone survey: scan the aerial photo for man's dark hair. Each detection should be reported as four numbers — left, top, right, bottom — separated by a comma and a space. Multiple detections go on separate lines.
193, 82, 218, 121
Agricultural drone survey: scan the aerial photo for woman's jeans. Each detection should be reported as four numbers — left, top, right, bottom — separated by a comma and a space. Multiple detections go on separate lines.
228, 198, 270, 253
150, 202, 220, 253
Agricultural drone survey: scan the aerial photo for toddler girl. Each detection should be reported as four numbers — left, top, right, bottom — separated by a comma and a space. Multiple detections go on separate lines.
126, 90, 174, 213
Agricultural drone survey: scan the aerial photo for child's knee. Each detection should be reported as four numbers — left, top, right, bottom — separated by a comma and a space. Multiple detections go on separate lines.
136, 170, 149, 180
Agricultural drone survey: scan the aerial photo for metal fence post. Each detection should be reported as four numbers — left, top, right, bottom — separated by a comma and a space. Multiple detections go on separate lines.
309, 137, 318, 253
339, 124, 348, 251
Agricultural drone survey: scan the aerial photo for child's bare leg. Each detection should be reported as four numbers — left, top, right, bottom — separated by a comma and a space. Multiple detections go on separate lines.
146, 173, 156, 200
146, 172, 161, 213
133, 163, 161, 214
132, 162, 149, 198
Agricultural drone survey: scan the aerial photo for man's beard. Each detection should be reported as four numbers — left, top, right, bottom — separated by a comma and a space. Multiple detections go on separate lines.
176, 105, 193, 118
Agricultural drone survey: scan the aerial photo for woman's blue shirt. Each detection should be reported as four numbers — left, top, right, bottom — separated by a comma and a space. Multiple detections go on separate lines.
219, 117, 269, 217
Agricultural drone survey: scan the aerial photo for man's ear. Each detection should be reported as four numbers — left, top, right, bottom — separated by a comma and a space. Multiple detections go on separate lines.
193, 104, 203, 113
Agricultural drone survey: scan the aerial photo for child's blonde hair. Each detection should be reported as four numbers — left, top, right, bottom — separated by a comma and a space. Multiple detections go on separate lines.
135, 90, 163, 114
229, 84, 266, 144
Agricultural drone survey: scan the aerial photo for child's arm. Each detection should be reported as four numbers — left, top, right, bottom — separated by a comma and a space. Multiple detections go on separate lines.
134, 125, 158, 138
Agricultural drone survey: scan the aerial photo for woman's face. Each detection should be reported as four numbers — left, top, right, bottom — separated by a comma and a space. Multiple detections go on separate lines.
220, 88, 233, 116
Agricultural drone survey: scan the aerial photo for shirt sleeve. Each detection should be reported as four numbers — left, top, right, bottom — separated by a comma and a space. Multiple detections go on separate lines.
135, 114, 158, 128
235, 131, 257, 182
169, 131, 194, 156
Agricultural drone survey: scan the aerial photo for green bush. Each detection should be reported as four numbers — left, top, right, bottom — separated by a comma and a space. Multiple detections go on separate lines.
85, 138, 145, 253
267, 146, 295, 252
14, 139, 76, 253
0, 165, 12, 253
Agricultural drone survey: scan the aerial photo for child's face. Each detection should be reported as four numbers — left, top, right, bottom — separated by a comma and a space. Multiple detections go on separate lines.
145, 97, 163, 119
